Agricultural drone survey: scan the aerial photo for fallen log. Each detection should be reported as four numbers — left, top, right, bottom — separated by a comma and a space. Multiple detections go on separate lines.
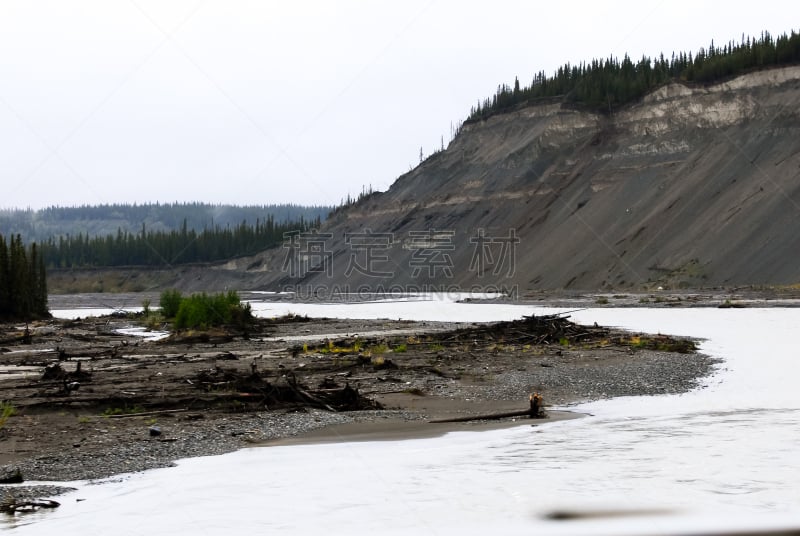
287, 381, 337, 412
0, 499, 60, 514
0, 334, 30, 346
107, 408, 189, 419
430, 393, 545, 423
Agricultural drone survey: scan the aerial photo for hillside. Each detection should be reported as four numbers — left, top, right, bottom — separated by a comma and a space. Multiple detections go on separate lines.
45, 66, 800, 294
190, 65, 799, 294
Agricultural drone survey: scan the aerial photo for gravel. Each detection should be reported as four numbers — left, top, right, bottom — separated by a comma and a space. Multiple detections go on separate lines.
11, 350, 718, 488
0, 314, 720, 505
11, 409, 420, 483
482, 350, 721, 405
1, 485, 76, 506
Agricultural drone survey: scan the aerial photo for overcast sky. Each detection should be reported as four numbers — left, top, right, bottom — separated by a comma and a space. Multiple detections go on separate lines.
0, 1, 794, 210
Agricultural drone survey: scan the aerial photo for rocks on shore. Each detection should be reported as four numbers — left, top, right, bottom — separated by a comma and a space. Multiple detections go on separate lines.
0, 465, 23, 484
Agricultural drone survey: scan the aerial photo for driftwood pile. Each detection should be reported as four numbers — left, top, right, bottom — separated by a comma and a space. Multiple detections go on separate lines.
441, 313, 609, 346
194, 366, 382, 412
39, 361, 92, 396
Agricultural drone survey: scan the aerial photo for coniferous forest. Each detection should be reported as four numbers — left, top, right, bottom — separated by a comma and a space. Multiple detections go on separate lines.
0, 202, 330, 244
468, 30, 800, 120
39, 215, 320, 269
0, 234, 49, 321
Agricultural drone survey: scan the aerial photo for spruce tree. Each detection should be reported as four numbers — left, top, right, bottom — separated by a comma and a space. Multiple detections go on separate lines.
0, 233, 49, 321
0, 236, 9, 318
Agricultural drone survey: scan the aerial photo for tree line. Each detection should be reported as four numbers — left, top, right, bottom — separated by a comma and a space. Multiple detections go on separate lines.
0, 202, 332, 244
40, 215, 320, 269
0, 234, 49, 321
468, 30, 800, 120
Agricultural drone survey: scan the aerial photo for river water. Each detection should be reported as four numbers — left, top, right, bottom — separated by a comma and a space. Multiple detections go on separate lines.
6, 298, 800, 534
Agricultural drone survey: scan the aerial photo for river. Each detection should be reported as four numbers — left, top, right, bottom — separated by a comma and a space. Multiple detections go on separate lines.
5, 297, 800, 535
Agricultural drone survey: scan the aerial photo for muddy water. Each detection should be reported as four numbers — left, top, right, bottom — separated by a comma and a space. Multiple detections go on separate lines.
10, 301, 800, 534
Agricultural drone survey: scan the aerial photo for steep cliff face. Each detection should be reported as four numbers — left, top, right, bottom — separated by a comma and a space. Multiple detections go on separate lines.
230, 66, 800, 292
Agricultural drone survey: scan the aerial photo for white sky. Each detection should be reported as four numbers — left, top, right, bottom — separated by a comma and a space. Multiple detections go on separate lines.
0, 1, 795, 209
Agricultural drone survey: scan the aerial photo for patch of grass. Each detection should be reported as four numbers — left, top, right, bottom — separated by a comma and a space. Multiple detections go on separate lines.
393, 343, 407, 353
428, 343, 444, 352
595, 296, 609, 305
520, 344, 545, 355
102, 405, 145, 417
144, 311, 165, 330
654, 339, 697, 353
77, 416, 91, 424
367, 343, 389, 356
318, 339, 364, 354
0, 401, 17, 429
559, 337, 570, 347
626, 335, 696, 353
639, 297, 651, 303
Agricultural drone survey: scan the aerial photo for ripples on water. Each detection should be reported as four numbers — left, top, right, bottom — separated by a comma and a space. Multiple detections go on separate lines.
9, 302, 800, 534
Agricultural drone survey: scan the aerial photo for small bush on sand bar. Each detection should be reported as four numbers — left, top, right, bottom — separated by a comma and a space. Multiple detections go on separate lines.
159, 290, 252, 331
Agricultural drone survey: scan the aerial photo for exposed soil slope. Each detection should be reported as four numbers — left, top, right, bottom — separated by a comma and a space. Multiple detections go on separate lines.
46, 66, 800, 293
221, 66, 800, 292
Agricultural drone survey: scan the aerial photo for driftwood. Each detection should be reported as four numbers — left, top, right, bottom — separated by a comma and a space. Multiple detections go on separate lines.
285, 374, 337, 412
430, 393, 545, 423
0, 334, 30, 346
0, 499, 60, 514
440, 313, 607, 346
107, 408, 189, 419
194, 367, 381, 412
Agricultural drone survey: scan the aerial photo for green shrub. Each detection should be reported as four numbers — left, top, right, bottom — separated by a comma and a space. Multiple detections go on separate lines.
159, 289, 183, 318
172, 291, 252, 330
